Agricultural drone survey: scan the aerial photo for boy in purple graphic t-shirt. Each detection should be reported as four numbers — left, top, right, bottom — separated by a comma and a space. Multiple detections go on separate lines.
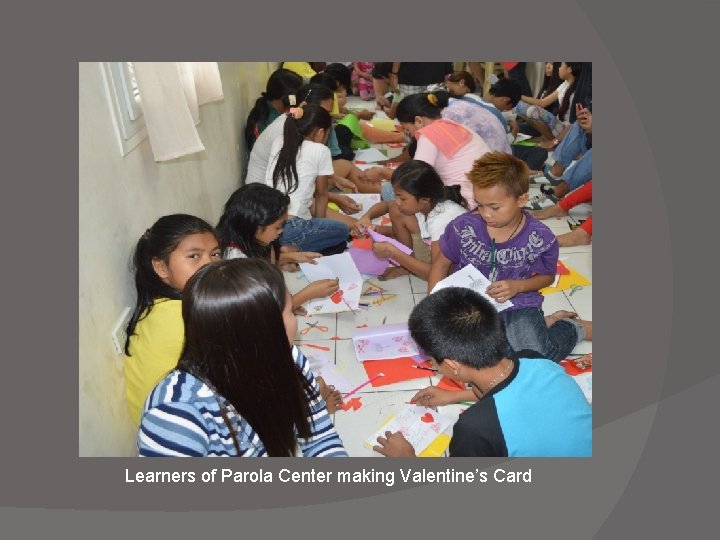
428, 152, 592, 361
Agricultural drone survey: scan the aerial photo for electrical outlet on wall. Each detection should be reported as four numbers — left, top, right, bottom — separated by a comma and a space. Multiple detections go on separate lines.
111, 307, 133, 355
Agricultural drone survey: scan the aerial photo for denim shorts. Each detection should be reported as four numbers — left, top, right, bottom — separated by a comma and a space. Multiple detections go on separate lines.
280, 216, 349, 253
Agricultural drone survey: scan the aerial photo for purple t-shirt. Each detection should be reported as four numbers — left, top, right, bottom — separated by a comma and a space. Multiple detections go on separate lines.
438, 211, 558, 311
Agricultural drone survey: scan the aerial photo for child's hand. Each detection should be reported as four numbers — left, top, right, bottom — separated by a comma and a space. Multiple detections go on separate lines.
332, 175, 359, 193
410, 386, 458, 407
577, 106, 592, 133
373, 431, 416, 457
290, 251, 322, 264
353, 109, 374, 121
372, 241, 398, 259
363, 166, 389, 183
306, 278, 340, 300
336, 195, 362, 215
351, 217, 373, 237
485, 280, 521, 302
317, 377, 343, 414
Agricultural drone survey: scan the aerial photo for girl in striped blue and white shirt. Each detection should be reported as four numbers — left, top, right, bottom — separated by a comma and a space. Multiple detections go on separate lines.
137, 258, 347, 457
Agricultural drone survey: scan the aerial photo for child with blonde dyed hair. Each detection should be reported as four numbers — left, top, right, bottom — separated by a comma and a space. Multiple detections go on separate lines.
428, 152, 591, 361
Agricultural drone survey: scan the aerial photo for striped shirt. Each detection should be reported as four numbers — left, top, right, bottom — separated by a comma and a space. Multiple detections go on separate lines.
137, 346, 347, 457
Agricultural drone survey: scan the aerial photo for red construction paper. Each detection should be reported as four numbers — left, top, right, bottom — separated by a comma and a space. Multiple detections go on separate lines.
437, 376, 466, 392
341, 397, 363, 411
352, 237, 373, 250
556, 261, 570, 275
362, 357, 434, 387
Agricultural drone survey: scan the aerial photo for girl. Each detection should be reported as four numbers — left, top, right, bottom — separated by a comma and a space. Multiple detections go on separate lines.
137, 259, 348, 457
365, 92, 492, 211
124, 214, 221, 425
243, 68, 303, 152
518, 62, 584, 147
351, 160, 468, 281
216, 183, 342, 311
264, 103, 351, 254
353, 62, 375, 101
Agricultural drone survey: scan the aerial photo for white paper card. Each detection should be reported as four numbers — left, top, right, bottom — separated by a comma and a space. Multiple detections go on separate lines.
342, 193, 381, 219
365, 406, 453, 454
299, 253, 363, 314
353, 147, 388, 163
430, 263, 513, 311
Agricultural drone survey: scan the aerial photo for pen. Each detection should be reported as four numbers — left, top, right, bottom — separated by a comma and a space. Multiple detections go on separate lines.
410, 365, 437, 373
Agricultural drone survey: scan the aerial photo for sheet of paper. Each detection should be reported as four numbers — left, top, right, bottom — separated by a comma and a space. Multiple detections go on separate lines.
352, 322, 422, 361
364, 118, 398, 132
362, 358, 433, 387
299, 346, 352, 394
348, 247, 390, 276
342, 193, 381, 219
366, 227, 413, 266
365, 405, 453, 454
430, 264, 513, 311
353, 147, 388, 163
299, 253, 364, 314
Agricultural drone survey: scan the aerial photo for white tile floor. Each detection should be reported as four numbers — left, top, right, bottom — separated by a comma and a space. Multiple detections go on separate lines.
288, 96, 592, 456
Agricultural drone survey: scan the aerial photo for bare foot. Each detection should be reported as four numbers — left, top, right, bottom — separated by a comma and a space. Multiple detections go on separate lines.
558, 227, 591, 247
378, 266, 410, 281
532, 204, 568, 220
544, 310, 578, 327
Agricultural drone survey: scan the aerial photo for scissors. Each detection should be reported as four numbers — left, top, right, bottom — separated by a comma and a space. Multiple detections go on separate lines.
300, 320, 329, 335
568, 284, 583, 297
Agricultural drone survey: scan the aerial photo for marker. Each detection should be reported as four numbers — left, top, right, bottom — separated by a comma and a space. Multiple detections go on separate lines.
343, 373, 385, 398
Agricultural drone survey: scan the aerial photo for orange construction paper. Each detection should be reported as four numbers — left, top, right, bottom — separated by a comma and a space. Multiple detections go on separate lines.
362, 358, 434, 387
437, 376, 466, 392
352, 237, 373, 250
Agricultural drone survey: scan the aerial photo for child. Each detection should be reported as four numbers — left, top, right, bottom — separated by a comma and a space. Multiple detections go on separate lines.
216, 183, 343, 312
137, 259, 348, 457
351, 160, 468, 281
353, 62, 375, 100
428, 152, 592, 361
124, 214, 222, 425
244, 68, 303, 152
264, 103, 351, 254
373, 287, 592, 457
519, 62, 584, 146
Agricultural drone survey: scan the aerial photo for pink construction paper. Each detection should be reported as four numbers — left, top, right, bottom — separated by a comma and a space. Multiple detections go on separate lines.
348, 247, 390, 276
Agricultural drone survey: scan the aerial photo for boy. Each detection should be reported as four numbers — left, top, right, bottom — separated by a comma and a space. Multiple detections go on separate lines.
373, 287, 592, 457
428, 152, 591, 361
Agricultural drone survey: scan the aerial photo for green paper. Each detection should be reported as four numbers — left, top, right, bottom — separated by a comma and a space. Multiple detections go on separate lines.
512, 139, 538, 147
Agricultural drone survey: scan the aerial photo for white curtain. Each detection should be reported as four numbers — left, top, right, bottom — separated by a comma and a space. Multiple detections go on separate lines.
132, 62, 224, 162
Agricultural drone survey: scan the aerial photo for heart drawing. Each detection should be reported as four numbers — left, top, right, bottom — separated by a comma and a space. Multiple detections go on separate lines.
420, 412, 434, 423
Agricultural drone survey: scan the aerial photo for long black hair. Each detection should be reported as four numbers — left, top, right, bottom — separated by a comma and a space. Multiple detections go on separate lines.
178, 259, 316, 456
216, 184, 290, 262
391, 160, 467, 209
540, 62, 562, 115
395, 92, 443, 123
124, 214, 216, 356
558, 62, 584, 122
272, 104, 332, 194
569, 62, 592, 123
244, 68, 303, 150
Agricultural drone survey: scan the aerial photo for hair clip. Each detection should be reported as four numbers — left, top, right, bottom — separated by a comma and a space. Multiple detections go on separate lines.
287, 94, 296, 106
427, 93, 438, 106
289, 107, 304, 119
142, 229, 151, 240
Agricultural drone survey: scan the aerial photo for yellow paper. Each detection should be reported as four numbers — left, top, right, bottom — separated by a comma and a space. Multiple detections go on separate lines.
540, 263, 591, 295
419, 434, 451, 457
365, 118, 398, 132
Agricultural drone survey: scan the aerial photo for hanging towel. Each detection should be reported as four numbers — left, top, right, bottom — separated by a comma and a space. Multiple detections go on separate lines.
416, 119, 471, 158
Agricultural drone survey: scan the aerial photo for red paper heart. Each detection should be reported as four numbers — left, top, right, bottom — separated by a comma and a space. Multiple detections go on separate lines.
341, 397, 363, 411
420, 412, 434, 423
330, 290, 344, 304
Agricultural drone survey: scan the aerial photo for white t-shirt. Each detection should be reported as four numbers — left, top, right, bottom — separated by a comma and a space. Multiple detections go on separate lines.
416, 200, 467, 242
245, 114, 288, 184
265, 138, 334, 220
556, 80, 572, 121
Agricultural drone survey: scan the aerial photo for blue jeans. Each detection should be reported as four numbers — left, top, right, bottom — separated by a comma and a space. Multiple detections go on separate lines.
562, 149, 592, 191
500, 308, 585, 362
553, 122, 588, 167
280, 215, 349, 253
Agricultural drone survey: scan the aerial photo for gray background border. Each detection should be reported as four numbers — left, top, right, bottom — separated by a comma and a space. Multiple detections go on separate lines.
3, 0, 718, 537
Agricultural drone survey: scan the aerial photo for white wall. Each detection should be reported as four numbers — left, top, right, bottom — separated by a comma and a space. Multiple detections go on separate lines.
78, 62, 278, 456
